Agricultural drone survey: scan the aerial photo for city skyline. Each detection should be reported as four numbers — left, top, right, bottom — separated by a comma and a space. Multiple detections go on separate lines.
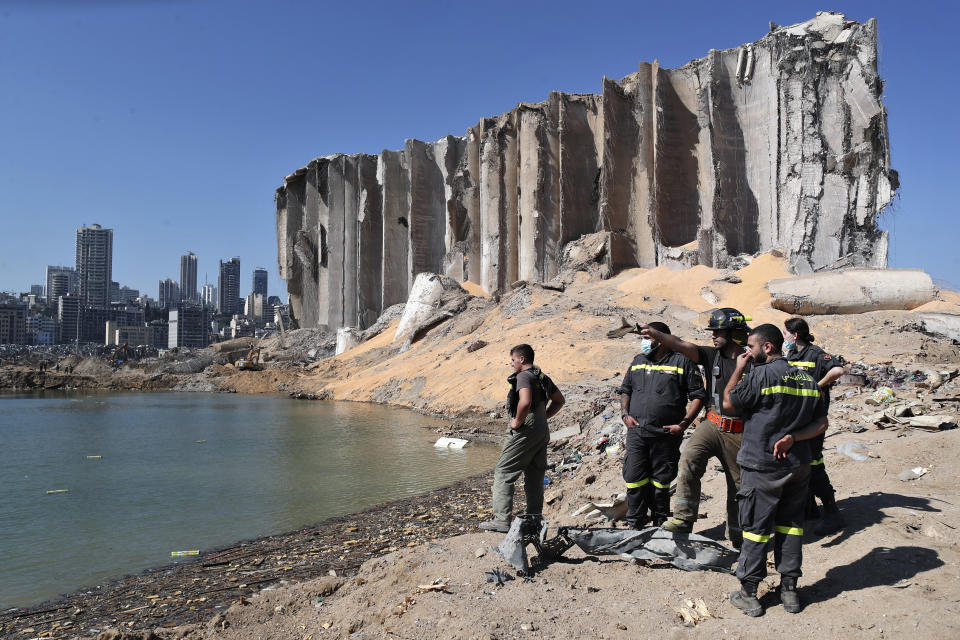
1, 2, 958, 295
5, 222, 278, 306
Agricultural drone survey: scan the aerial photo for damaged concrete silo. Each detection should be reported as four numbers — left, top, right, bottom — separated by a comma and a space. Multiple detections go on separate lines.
276, 12, 897, 330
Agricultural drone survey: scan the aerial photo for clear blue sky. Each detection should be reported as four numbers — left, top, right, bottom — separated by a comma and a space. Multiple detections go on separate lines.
1, 0, 957, 298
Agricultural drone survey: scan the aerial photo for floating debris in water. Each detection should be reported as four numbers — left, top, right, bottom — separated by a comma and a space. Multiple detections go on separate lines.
46, 489, 69, 495
86, 455, 102, 459
171, 550, 199, 557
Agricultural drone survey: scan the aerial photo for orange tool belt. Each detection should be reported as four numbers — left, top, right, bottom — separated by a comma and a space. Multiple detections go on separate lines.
707, 411, 744, 433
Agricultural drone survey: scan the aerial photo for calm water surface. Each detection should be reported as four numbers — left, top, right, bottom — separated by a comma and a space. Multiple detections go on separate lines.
0, 392, 499, 609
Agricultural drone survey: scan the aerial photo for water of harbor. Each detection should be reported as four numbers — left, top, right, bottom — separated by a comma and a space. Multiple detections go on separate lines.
0, 391, 500, 609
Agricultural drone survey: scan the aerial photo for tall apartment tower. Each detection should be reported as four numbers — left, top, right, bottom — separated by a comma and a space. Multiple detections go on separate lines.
45, 265, 77, 302
217, 258, 241, 315
252, 268, 268, 298
201, 283, 217, 309
75, 224, 113, 308
180, 252, 198, 304
158, 278, 180, 309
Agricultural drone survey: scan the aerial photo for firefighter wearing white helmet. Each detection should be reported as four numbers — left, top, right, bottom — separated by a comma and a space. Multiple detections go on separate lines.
639, 307, 752, 547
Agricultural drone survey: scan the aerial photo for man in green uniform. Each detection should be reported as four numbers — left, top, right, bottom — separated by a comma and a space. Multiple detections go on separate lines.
723, 324, 828, 617
783, 317, 847, 534
619, 322, 706, 528
480, 344, 565, 533
641, 308, 751, 547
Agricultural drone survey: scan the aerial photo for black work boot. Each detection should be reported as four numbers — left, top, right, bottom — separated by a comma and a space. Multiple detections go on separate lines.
779, 576, 801, 613
814, 495, 845, 535
730, 581, 764, 617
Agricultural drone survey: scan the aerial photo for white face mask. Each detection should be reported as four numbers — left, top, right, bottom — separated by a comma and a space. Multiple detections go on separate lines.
640, 339, 655, 356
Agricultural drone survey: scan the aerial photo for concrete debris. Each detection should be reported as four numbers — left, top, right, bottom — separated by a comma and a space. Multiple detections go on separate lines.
278, 13, 896, 330
433, 437, 468, 449
394, 273, 470, 343
768, 269, 935, 315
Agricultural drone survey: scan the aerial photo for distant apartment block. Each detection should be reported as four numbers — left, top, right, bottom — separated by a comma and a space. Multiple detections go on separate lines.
30, 284, 44, 298
158, 278, 180, 309
201, 283, 217, 309
45, 265, 76, 303
75, 224, 113, 308
180, 252, 198, 304
253, 268, 268, 298
119, 286, 140, 304
218, 258, 240, 315
168, 306, 210, 349
58, 294, 80, 344
105, 321, 155, 347
0, 303, 28, 344
26, 315, 57, 345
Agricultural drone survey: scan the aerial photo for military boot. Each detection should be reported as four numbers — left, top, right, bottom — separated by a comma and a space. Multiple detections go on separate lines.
779, 576, 802, 613
730, 581, 763, 617
814, 494, 845, 535
661, 517, 693, 534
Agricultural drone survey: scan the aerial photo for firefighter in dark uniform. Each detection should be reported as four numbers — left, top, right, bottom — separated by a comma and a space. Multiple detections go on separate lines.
783, 317, 846, 534
641, 308, 751, 547
619, 322, 706, 528
722, 323, 828, 616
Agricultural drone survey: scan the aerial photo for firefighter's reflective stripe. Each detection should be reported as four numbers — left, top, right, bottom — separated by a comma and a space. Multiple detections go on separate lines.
788, 361, 816, 368
651, 479, 671, 489
742, 530, 771, 543
775, 525, 803, 536
760, 385, 821, 398
625, 478, 650, 489
810, 457, 825, 466
630, 364, 685, 374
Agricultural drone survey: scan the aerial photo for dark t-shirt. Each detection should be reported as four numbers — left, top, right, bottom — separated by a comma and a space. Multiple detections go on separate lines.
511, 366, 559, 428
696, 345, 749, 416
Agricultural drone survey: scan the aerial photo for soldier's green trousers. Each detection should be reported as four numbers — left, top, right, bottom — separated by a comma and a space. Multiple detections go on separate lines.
491, 407, 550, 523
672, 418, 743, 543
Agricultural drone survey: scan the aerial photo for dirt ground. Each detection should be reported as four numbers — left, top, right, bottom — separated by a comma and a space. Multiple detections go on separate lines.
3, 253, 960, 639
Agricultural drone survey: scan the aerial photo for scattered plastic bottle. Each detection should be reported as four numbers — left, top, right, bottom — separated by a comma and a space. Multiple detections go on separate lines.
836, 442, 869, 461
543, 475, 552, 486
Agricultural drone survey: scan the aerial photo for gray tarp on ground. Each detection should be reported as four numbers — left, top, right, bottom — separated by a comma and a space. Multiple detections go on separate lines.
564, 527, 739, 573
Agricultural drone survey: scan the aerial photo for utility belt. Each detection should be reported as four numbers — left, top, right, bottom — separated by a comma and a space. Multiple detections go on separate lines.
706, 411, 743, 433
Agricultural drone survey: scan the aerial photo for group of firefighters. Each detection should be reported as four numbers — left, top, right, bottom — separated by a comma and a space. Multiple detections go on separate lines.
480, 308, 846, 618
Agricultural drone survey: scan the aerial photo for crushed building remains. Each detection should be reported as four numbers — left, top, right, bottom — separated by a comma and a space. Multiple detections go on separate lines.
276, 12, 897, 330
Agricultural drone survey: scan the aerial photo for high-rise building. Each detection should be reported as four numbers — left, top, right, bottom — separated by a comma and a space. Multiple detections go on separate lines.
168, 306, 210, 349
201, 283, 217, 309
218, 258, 241, 315
75, 224, 113, 308
180, 252, 198, 304
30, 284, 44, 298
244, 292, 264, 326
119, 286, 140, 304
45, 266, 76, 302
110, 281, 120, 303
253, 268, 268, 298
0, 303, 27, 345
158, 278, 180, 309
58, 294, 80, 344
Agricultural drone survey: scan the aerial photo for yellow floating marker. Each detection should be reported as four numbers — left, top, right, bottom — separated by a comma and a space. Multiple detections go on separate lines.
171, 550, 199, 557
86, 455, 102, 459
46, 489, 69, 495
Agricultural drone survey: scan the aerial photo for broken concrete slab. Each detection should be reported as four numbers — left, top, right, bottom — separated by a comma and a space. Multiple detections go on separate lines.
768, 269, 935, 315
